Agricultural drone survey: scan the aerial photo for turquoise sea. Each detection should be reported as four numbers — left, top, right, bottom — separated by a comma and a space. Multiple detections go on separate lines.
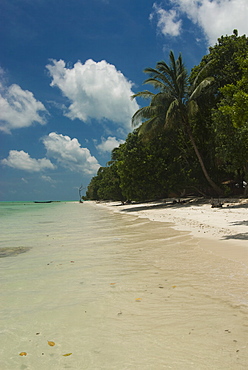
0, 201, 247, 369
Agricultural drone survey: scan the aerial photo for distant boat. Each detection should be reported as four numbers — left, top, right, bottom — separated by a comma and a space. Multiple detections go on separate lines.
34, 201, 53, 203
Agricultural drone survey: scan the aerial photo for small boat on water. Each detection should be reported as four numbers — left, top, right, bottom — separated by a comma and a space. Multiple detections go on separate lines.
34, 201, 53, 203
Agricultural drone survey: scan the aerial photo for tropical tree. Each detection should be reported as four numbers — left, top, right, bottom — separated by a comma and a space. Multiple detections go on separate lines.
190, 31, 248, 92
213, 108, 248, 190
190, 31, 248, 194
212, 56, 248, 192
85, 174, 101, 200
97, 163, 124, 201
218, 56, 248, 128
132, 51, 223, 195
84, 163, 124, 201
115, 130, 185, 201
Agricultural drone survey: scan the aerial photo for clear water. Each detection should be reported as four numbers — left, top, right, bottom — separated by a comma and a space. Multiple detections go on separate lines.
0, 201, 247, 369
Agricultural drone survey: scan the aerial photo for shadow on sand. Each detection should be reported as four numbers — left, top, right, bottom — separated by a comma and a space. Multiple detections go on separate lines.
230, 220, 248, 226
117, 198, 209, 214
222, 232, 248, 241
224, 202, 248, 209
222, 219, 248, 240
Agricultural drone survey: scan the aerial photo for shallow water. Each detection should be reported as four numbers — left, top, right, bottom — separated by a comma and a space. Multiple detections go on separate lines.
0, 201, 247, 369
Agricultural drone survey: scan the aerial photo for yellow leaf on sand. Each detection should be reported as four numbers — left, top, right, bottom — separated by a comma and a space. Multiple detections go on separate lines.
48, 341, 56, 346
172, 286, 177, 288
63, 353, 72, 356
19, 352, 27, 356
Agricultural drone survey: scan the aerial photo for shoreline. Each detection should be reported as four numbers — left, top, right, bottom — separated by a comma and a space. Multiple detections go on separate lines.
93, 197, 248, 266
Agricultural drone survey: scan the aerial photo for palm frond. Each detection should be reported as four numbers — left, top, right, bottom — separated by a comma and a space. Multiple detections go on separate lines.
165, 99, 180, 127
144, 70, 175, 91
191, 59, 215, 89
189, 77, 214, 100
155, 60, 179, 90
169, 51, 177, 75
176, 54, 186, 75
144, 67, 170, 85
131, 91, 155, 100
156, 61, 171, 77
187, 100, 199, 117
131, 107, 148, 127
131, 105, 161, 127
137, 116, 164, 137
143, 67, 161, 76
143, 78, 172, 92
150, 92, 171, 106
176, 70, 188, 98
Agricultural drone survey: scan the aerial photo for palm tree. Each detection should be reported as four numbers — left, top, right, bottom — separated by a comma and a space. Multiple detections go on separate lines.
132, 51, 222, 195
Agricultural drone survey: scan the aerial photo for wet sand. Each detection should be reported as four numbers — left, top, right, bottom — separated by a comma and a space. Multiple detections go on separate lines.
92, 198, 248, 368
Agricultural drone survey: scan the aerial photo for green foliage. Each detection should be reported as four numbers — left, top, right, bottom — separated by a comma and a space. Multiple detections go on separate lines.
85, 163, 124, 201
85, 32, 248, 201
218, 57, 248, 127
85, 174, 101, 200
190, 31, 248, 90
115, 130, 192, 201
213, 109, 248, 182
190, 31, 248, 192
219, 90, 248, 127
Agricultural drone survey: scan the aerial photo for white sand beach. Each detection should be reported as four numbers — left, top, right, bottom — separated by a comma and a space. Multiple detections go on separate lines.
95, 197, 248, 266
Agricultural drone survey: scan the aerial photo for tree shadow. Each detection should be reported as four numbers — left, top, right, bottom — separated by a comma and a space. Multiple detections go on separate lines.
222, 232, 248, 240
225, 203, 248, 209
117, 198, 210, 213
118, 202, 169, 213
230, 220, 248, 226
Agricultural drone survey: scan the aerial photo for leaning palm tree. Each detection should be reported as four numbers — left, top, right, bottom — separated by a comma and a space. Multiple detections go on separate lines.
132, 51, 222, 195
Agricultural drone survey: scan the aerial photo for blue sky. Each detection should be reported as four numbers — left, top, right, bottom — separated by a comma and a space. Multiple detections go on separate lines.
1, 0, 248, 201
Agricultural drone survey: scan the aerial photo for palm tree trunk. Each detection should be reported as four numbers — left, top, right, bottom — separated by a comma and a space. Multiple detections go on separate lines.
186, 124, 223, 195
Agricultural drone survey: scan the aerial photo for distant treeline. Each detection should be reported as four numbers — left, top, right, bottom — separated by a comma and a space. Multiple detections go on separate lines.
84, 31, 248, 202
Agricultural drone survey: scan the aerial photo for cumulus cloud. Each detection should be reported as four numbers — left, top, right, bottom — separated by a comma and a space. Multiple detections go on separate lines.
0, 76, 47, 133
42, 132, 100, 174
1, 150, 55, 172
150, 3, 182, 37
96, 136, 125, 153
151, 0, 248, 45
46, 59, 139, 131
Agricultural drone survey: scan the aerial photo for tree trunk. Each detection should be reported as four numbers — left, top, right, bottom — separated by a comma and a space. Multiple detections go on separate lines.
186, 124, 223, 195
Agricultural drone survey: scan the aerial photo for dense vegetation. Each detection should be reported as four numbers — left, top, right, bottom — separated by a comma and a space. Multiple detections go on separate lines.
84, 31, 248, 202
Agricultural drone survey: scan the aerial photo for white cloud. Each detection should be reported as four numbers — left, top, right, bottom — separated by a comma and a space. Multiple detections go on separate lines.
1, 150, 55, 172
96, 136, 125, 153
0, 78, 47, 134
152, 0, 248, 45
150, 3, 182, 36
41, 175, 56, 184
42, 132, 100, 175
46, 59, 139, 131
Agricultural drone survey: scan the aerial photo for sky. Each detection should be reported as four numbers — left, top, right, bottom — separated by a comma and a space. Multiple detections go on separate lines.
1, 0, 248, 201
